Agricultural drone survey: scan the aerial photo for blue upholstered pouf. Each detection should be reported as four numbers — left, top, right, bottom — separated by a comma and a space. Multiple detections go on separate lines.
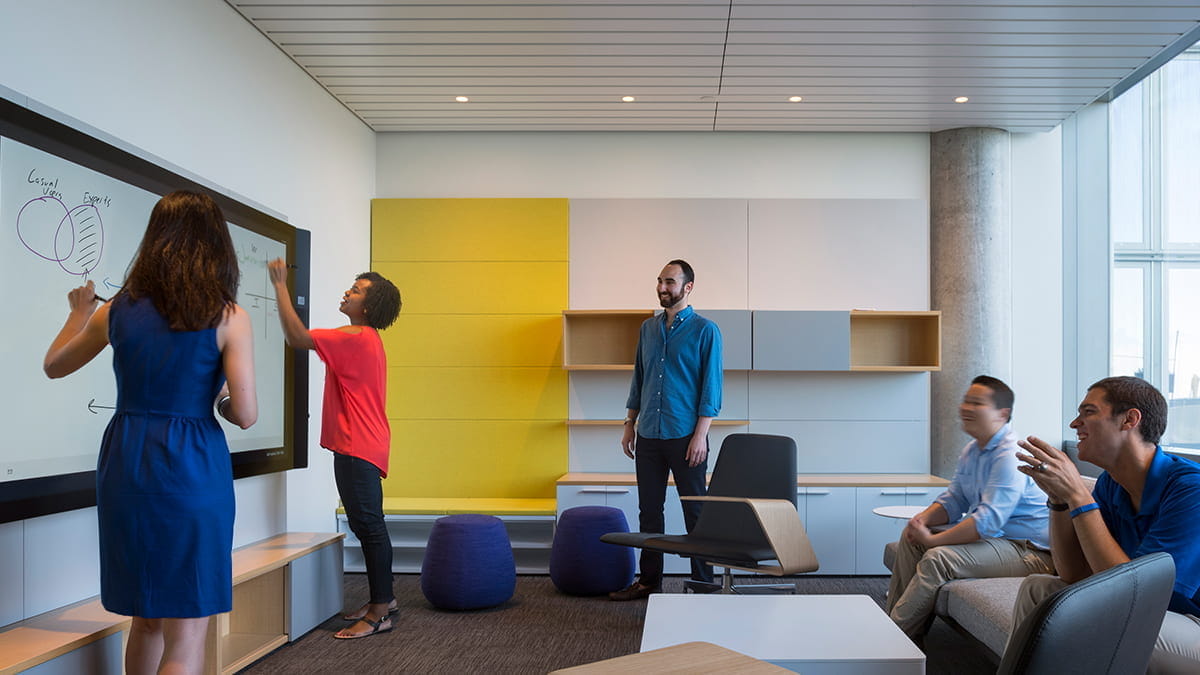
420, 514, 516, 610
550, 506, 636, 596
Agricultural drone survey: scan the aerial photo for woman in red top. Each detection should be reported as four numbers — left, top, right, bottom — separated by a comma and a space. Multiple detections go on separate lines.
269, 258, 401, 639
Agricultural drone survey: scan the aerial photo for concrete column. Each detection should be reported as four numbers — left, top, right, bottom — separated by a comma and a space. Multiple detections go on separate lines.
930, 128, 1012, 477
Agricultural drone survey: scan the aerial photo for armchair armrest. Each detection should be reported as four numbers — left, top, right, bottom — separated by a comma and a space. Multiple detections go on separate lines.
680, 496, 819, 575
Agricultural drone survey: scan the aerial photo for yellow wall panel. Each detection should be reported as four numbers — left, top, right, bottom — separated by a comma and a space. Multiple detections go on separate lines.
373, 261, 566, 315
383, 420, 566, 498
372, 199, 568, 262
387, 367, 567, 420
382, 315, 562, 368
372, 198, 567, 501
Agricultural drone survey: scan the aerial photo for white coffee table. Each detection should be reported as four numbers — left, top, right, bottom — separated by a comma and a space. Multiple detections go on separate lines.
641, 594, 924, 674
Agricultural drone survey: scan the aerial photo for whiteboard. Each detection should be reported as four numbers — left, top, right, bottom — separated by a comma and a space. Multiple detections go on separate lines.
0, 136, 286, 483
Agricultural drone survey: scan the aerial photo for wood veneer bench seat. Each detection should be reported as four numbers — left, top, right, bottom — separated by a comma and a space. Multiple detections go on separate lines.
0, 532, 344, 675
557, 473, 949, 487
339, 497, 558, 516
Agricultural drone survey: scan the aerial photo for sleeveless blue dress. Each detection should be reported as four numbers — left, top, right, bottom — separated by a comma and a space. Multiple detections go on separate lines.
97, 295, 235, 618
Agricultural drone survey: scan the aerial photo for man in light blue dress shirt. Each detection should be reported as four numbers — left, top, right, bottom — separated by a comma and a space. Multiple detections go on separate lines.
609, 259, 723, 601
886, 375, 1053, 640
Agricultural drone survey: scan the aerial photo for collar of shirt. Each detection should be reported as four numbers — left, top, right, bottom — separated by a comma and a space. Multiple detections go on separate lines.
661, 305, 694, 333
973, 423, 1012, 454
1136, 446, 1172, 517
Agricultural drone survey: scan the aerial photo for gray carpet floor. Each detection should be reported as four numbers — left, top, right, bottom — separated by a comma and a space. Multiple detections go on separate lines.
242, 574, 996, 674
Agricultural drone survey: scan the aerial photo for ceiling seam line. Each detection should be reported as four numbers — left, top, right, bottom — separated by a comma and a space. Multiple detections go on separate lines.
715, 0, 734, 131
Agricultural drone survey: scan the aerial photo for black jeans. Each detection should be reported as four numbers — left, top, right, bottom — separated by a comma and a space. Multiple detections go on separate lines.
634, 434, 713, 586
333, 453, 394, 605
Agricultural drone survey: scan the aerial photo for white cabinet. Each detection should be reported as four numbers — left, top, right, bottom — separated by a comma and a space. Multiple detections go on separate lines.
799, 487, 857, 575
338, 514, 555, 574
854, 487, 939, 575
557, 475, 949, 577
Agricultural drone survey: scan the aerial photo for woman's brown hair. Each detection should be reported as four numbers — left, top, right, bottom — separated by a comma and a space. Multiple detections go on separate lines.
122, 191, 239, 330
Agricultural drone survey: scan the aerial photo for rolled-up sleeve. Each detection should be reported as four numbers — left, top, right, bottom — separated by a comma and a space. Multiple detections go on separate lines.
696, 322, 722, 417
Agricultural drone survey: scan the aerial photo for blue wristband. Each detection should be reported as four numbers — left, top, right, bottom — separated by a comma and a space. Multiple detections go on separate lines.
1070, 502, 1099, 519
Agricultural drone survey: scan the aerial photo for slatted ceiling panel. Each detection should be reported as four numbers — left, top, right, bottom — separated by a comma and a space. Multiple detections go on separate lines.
227, 1, 1200, 132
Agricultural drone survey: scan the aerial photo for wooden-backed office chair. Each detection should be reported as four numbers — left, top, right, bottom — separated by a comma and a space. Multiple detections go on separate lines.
997, 551, 1175, 675
600, 433, 819, 594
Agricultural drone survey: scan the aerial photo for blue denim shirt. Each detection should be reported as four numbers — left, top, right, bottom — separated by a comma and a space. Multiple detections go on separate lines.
934, 424, 1051, 549
625, 306, 722, 440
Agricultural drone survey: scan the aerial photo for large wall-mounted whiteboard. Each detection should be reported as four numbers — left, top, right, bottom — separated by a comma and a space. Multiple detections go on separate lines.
1, 136, 286, 479
0, 95, 308, 522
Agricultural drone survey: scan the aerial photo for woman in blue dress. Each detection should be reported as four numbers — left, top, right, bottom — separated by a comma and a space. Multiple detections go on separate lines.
44, 191, 257, 675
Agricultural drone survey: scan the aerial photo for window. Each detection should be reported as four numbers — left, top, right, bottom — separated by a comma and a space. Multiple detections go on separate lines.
1110, 42, 1200, 449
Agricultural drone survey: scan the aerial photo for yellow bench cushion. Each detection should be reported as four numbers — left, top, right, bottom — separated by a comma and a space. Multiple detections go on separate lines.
339, 497, 556, 516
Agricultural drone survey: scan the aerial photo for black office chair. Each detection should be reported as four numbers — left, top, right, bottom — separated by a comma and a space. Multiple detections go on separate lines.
997, 552, 1175, 675
601, 433, 819, 594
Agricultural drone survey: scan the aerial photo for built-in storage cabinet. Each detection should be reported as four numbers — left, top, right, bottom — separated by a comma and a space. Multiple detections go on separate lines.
563, 310, 752, 435
752, 310, 941, 371
562, 309, 753, 370
338, 514, 556, 574
799, 487, 857, 575
854, 486, 940, 575
557, 475, 948, 576
0, 533, 343, 675
564, 309, 939, 372
849, 311, 941, 371
562, 310, 651, 369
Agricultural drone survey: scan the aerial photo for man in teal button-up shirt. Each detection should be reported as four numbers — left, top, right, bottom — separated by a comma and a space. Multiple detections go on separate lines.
609, 259, 723, 601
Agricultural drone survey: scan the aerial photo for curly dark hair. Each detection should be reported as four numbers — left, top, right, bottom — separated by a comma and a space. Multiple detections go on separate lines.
356, 272, 402, 330
122, 191, 238, 330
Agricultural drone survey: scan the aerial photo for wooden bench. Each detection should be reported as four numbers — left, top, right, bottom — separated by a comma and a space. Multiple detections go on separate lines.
338, 497, 557, 573
0, 596, 127, 675
0, 532, 344, 675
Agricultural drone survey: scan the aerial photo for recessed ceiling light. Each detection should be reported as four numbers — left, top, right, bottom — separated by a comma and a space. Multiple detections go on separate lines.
455, 96, 469, 102
621, 96, 636, 102
788, 96, 803, 103
954, 96, 969, 103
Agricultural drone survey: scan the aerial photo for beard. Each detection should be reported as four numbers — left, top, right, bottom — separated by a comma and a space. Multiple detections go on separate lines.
658, 289, 684, 308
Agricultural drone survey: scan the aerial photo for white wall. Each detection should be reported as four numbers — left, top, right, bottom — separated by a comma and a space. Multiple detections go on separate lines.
378, 132, 927, 199
1012, 129, 1066, 443
0, 0, 373, 623
377, 129, 1065, 471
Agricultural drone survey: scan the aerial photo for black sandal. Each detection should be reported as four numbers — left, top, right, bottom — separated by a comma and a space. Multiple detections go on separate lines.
333, 615, 393, 640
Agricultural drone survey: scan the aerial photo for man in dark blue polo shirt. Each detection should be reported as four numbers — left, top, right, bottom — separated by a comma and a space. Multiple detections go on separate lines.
1014, 376, 1200, 672
609, 259, 723, 601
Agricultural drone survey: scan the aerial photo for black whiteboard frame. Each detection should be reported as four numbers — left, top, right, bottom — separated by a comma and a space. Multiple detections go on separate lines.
0, 95, 309, 524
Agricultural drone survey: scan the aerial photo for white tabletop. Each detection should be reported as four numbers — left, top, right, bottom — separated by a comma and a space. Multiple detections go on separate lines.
641, 594, 924, 674
872, 505, 924, 520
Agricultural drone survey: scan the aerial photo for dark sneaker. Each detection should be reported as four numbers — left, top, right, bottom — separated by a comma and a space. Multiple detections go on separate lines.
608, 582, 659, 601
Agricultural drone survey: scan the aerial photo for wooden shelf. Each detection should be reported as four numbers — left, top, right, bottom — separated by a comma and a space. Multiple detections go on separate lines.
562, 310, 653, 368
566, 309, 940, 371
849, 311, 941, 371
2, 532, 343, 675
566, 419, 749, 426
557, 472, 950, 487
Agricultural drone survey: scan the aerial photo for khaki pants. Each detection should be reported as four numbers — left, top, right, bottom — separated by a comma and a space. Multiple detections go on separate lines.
886, 537, 1055, 639
1013, 574, 1200, 674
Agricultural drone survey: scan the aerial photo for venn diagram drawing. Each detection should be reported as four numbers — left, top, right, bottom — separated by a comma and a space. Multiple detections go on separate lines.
16, 195, 104, 277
